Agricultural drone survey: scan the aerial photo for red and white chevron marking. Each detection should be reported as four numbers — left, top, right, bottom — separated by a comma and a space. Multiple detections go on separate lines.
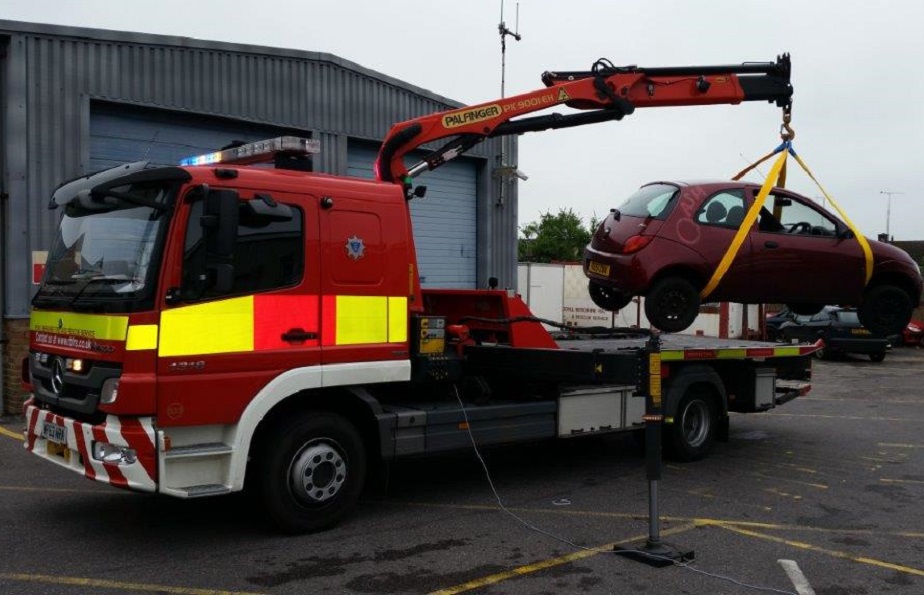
24, 404, 157, 492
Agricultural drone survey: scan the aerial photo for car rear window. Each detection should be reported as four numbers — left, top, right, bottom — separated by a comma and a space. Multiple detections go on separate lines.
836, 311, 860, 324
617, 184, 679, 219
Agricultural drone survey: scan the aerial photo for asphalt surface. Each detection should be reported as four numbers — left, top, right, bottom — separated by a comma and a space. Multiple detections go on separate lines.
1, 347, 923, 594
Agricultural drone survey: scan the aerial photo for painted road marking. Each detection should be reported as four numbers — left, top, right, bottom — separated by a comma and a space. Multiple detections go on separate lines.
878, 442, 924, 448
398, 501, 924, 538
0, 484, 109, 494
0, 573, 264, 595
428, 523, 697, 595
769, 413, 924, 423
880, 478, 924, 485
0, 425, 23, 441
718, 524, 924, 577
752, 471, 828, 490
778, 559, 816, 595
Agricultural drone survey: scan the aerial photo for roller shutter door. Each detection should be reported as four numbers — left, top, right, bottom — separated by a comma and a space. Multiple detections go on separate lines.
347, 144, 477, 288
89, 103, 300, 171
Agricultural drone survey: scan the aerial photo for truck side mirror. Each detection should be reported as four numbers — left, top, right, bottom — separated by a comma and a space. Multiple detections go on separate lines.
202, 188, 239, 294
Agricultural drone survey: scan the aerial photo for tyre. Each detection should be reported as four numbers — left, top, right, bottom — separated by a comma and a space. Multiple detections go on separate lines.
665, 388, 717, 462
869, 352, 886, 363
258, 411, 366, 534
787, 303, 823, 316
814, 346, 827, 360
588, 280, 632, 311
858, 284, 913, 336
645, 277, 700, 333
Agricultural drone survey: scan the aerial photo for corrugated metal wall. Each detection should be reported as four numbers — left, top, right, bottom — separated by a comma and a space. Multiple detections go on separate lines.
0, 20, 519, 316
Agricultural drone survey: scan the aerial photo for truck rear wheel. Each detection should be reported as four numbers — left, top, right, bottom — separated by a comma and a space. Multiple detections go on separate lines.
666, 389, 716, 462
258, 411, 366, 533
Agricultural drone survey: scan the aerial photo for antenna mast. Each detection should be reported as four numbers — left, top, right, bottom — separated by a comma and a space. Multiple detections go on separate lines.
496, 1, 522, 207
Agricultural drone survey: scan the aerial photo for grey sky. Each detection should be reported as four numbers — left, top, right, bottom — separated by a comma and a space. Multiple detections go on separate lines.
3, 0, 923, 239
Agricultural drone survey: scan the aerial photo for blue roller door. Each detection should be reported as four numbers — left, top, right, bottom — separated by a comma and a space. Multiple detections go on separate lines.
89, 103, 302, 171
347, 144, 477, 288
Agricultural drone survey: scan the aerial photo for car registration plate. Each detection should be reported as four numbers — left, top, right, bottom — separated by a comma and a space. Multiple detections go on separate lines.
588, 261, 611, 276
42, 421, 67, 445
851, 328, 870, 336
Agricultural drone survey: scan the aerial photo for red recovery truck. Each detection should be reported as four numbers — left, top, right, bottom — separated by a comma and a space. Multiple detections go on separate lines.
22, 55, 814, 532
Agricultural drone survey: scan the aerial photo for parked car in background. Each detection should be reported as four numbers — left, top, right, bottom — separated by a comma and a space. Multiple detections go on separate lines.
777, 306, 889, 362
584, 181, 923, 334
765, 306, 795, 342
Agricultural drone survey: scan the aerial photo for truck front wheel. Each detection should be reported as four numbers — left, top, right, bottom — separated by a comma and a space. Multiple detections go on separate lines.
666, 389, 716, 462
258, 411, 366, 533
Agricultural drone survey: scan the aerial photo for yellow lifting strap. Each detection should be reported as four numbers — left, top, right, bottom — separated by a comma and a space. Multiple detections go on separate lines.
701, 141, 873, 300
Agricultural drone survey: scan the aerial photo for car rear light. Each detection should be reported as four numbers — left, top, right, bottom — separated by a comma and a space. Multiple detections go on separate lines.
622, 235, 654, 254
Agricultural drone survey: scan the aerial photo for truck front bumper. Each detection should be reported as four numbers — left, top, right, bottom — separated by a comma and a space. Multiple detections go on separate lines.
23, 401, 157, 492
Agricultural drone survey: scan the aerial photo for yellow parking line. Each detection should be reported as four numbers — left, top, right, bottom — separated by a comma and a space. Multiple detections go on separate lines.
0, 573, 265, 595
714, 524, 924, 577
398, 502, 924, 538
428, 523, 697, 595
0, 426, 23, 441
0, 484, 107, 494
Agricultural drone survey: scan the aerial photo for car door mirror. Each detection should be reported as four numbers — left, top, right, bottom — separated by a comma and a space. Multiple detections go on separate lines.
837, 227, 855, 240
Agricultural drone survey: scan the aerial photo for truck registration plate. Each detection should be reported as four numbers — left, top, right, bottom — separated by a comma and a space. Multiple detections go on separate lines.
42, 421, 67, 445
588, 261, 611, 276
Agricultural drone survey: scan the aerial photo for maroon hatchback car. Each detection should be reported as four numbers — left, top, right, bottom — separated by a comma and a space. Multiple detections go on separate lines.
583, 181, 923, 334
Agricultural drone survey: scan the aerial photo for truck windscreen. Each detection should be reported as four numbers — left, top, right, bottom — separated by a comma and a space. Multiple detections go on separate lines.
33, 181, 175, 313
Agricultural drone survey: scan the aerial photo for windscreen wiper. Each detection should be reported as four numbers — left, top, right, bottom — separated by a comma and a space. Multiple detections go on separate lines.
68, 275, 138, 307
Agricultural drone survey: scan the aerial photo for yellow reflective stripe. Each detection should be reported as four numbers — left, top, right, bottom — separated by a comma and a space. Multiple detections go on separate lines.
660, 350, 684, 361
717, 349, 747, 359
159, 296, 254, 357
30, 311, 128, 341
790, 153, 873, 284
702, 151, 789, 299
388, 297, 408, 343
773, 346, 800, 357
126, 325, 158, 351
336, 296, 388, 345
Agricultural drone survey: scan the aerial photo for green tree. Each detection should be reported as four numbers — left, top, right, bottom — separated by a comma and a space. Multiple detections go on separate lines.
518, 208, 598, 263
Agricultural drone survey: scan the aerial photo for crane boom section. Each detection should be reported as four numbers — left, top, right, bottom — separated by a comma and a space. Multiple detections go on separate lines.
376, 55, 792, 184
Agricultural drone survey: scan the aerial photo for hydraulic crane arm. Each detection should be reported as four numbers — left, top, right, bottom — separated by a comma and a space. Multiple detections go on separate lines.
375, 54, 792, 186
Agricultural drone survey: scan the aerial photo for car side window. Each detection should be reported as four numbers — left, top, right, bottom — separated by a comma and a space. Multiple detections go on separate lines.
182, 195, 304, 300
695, 190, 746, 228
760, 194, 838, 237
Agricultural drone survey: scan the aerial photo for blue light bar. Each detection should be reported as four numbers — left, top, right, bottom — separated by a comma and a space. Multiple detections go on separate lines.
179, 136, 320, 167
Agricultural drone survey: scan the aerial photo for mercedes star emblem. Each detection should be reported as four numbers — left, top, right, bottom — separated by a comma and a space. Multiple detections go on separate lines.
51, 358, 66, 396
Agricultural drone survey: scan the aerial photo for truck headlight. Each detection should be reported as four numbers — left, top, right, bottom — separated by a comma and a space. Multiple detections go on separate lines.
100, 378, 120, 404
92, 442, 137, 465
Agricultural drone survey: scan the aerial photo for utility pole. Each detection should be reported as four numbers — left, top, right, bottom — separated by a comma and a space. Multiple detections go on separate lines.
880, 190, 904, 240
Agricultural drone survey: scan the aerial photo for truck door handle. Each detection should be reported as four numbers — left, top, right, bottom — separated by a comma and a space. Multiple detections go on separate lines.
281, 328, 318, 343
764, 241, 779, 249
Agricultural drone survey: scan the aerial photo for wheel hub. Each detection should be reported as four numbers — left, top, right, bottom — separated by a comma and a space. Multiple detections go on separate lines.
289, 441, 347, 504
681, 401, 710, 448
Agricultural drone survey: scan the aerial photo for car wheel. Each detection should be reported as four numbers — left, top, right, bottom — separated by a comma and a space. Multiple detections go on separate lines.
869, 352, 886, 363
588, 280, 632, 311
666, 388, 717, 462
858, 285, 913, 336
645, 276, 700, 333
814, 346, 827, 360
787, 303, 823, 316
258, 411, 366, 534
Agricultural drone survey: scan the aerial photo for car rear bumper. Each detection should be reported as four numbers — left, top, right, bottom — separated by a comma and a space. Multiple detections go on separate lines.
826, 337, 889, 354
583, 247, 647, 293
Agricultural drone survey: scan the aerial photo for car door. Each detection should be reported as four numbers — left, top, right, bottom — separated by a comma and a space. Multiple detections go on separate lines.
750, 191, 864, 304
687, 188, 758, 302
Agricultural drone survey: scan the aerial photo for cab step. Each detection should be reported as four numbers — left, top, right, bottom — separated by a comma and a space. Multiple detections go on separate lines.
179, 484, 231, 498
165, 443, 232, 459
